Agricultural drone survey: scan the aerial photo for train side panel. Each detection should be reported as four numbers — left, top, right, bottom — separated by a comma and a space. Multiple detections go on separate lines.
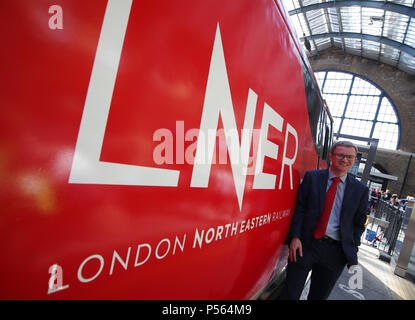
0, 0, 318, 299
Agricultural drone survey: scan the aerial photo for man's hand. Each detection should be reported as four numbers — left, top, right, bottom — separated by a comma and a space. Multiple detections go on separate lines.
289, 237, 303, 262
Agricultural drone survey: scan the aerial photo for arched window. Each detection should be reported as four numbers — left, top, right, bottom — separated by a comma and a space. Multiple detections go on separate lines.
315, 71, 400, 150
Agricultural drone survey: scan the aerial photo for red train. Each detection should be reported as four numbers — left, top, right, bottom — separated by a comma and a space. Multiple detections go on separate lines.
0, 0, 332, 299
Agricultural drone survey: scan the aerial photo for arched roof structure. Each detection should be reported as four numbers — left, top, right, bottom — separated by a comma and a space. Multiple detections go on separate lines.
282, 0, 415, 76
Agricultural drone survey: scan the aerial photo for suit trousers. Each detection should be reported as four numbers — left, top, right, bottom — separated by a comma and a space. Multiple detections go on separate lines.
279, 237, 347, 300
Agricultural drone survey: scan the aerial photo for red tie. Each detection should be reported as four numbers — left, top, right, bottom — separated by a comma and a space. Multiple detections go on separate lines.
314, 177, 341, 239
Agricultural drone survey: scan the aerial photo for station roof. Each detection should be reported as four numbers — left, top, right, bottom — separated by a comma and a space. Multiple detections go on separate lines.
282, 0, 415, 76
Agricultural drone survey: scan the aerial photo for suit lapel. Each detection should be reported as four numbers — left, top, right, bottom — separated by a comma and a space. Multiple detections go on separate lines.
318, 169, 329, 213
340, 174, 354, 222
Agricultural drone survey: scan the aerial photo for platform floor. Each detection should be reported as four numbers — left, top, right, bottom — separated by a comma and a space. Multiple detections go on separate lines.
300, 244, 415, 300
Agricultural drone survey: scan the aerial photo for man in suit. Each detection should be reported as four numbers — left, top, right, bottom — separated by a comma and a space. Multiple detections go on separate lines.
280, 141, 369, 300
368, 186, 381, 212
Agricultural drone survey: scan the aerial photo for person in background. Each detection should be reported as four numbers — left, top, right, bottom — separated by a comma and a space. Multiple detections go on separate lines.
369, 186, 381, 212
399, 196, 414, 210
390, 194, 401, 208
382, 189, 392, 202
280, 141, 369, 300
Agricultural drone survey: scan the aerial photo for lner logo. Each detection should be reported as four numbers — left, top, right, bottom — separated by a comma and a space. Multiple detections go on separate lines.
69, 0, 298, 211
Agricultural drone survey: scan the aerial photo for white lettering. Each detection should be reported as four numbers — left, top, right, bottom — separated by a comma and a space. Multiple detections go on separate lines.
78, 254, 104, 283
215, 225, 224, 240
205, 228, 215, 244
185, 128, 200, 165
109, 247, 131, 275
253, 103, 283, 189
47, 264, 69, 294
69, 2, 300, 212
193, 228, 204, 249
230, 222, 238, 236
153, 129, 174, 165
173, 235, 186, 255
135, 244, 152, 267
48, 5, 63, 30
348, 265, 363, 290
68, 0, 179, 187
163, 304, 197, 317
190, 24, 257, 211
155, 238, 171, 259
176, 121, 185, 164
279, 122, 298, 189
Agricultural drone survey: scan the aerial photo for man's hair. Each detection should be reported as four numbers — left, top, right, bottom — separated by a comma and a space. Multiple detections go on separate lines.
330, 140, 358, 154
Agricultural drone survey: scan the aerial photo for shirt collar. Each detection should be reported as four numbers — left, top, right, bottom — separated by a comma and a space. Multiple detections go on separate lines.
328, 168, 347, 183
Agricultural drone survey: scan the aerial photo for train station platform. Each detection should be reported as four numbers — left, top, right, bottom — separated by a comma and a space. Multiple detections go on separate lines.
299, 243, 415, 300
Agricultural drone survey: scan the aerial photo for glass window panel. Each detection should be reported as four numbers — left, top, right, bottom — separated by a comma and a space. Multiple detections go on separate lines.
362, 40, 380, 57
333, 116, 342, 134
303, 0, 320, 6
341, 7, 361, 33
404, 18, 415, 48
341, 119, 373, 138
377, 97, 398, 123
333, 37, 343, 48
345, 95, 379, 120
398, 52, 415, 74
281, 0, 295, 11
339, 137, 364, 147
362, 8, 384, 36
383, 12, 409, 42
314, 71, 400, 150
351, 77, 381, 95
380, 45, 400, 64
326, 72, 353, 81
323, 72, 352, 93
345, 46, 362, 56
315, 72, 326, 81
328, 9, 339, 32
315, 72, 326, 88
391, 0, 415, 7
325, 94, 347, 117
344, 38, 362, 50
372, 122, 399, 149
363, 50, 380, 62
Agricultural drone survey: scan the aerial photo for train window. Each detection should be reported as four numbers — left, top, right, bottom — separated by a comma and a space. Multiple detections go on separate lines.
316, 108, 324, 154
322, 123, 331, 160
320, 109, 333, 162
301, 65, 333, 167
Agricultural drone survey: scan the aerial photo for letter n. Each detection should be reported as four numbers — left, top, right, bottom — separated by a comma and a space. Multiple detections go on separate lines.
190, 23, 257, 211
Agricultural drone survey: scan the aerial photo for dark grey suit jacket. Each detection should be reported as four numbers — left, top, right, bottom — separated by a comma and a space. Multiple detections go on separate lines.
287, 169, 369, 266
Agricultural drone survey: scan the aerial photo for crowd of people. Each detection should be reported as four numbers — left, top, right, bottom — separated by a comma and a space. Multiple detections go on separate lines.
368, 186, 414, 211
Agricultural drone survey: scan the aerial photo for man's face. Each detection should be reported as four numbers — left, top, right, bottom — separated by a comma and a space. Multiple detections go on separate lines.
329, 146, 357, 175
